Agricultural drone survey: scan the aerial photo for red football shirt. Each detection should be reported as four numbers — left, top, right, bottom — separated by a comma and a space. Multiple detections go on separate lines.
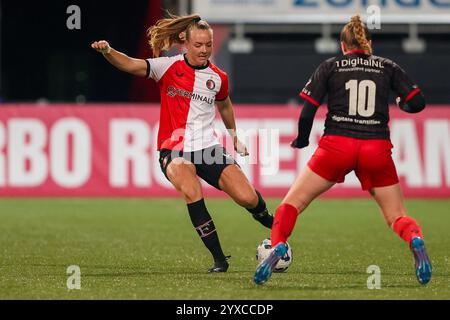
146, 54, 229, 152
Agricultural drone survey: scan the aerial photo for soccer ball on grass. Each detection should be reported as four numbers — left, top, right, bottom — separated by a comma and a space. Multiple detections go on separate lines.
256, 238, 293, 272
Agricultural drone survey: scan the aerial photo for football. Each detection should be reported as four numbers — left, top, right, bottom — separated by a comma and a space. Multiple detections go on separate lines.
256, 238, 293, 272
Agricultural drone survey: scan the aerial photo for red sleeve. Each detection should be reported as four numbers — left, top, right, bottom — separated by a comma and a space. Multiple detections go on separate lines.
216, 72, 229, 101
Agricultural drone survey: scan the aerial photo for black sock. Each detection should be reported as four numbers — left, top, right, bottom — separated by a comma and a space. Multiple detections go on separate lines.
246, 190, 268, 215
187, 199, 226, 262
246, 190, 273, 229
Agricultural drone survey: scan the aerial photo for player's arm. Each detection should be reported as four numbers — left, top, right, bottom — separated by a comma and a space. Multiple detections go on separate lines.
396, 90, 426, 113
91, 40, 148, 77
391, 62, 426, 113
216, 97, 249, 156
291, 100, 318, 149
292, 60, 330, 148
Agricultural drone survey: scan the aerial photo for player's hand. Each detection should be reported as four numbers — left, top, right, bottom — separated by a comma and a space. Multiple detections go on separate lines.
291, 137, 309, 149
91, 40, 111, 54
234, 137, 249, 156
396, 96, 413, 113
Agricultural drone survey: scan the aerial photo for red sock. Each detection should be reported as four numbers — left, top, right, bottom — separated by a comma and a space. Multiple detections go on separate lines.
392, 216, 423, 246
271, 203, 299, 247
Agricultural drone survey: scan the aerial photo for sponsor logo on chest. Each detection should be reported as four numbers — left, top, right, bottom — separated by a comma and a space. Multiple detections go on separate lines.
167, 86, 214, 104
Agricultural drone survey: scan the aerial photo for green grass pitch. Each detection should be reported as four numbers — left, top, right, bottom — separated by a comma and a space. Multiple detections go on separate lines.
0, 198, 449, 299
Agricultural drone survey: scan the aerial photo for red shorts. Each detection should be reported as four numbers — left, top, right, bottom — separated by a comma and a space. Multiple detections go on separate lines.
308, 135, 399, 190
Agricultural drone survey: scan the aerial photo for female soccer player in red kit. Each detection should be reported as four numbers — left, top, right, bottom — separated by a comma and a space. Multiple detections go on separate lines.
92, 14, 273, 273
254, 15, 431, 285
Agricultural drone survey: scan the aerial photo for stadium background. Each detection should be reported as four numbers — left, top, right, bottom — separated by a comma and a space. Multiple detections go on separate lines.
0, 0, 449, 300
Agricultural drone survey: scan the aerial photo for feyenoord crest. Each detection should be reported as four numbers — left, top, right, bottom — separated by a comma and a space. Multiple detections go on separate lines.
206, 79, 215, 90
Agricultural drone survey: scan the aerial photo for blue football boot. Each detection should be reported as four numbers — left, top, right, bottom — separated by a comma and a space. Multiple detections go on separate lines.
411, 237, 432, 285
254, 243, 287, 285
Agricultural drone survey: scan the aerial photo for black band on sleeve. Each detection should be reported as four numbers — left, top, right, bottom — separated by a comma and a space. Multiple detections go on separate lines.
145, 59, 150, 79
215, 95, 229, 102
291, 100, 318, 149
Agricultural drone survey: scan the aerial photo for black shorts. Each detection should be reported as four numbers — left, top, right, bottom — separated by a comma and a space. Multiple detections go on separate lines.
159, 145, 237, 190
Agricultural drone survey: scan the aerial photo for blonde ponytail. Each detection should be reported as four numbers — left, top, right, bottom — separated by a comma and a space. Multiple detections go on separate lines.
340, 15, 372, 55
147, 13, 211, 57
350, 15, 372, 55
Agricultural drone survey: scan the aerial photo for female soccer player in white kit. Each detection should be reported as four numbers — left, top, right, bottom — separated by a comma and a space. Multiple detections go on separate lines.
92, 14, 273, 272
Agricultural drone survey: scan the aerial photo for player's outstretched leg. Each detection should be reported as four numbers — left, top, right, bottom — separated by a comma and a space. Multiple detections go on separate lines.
254, 243, 288, 285
218, 165, 273, 229
393, 216, 432, 285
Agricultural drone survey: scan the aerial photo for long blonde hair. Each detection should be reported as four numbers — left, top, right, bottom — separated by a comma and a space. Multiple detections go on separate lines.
340, 15, 372, 55
147, 13, 212, 57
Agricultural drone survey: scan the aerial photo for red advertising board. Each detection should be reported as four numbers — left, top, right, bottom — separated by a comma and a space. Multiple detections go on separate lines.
0, 104, 449, 198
